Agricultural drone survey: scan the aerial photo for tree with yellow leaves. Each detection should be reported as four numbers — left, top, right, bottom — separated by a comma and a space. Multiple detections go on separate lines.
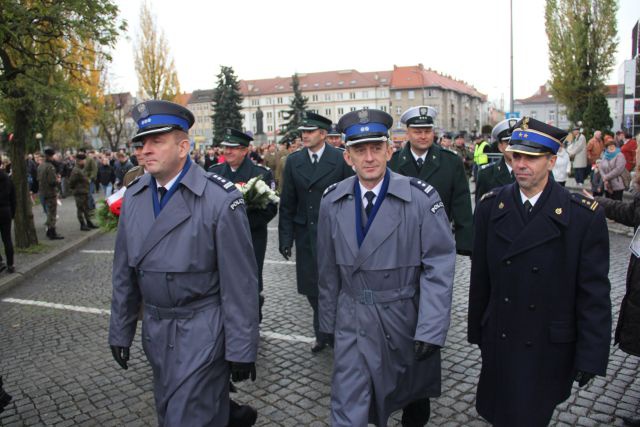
134, 2, 180, 101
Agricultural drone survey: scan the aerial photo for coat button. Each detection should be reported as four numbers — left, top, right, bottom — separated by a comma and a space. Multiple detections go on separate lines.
167, 274, 174, 280
168, 344, 174, 349
359, 330, 366, 337
500, 333, 507, 339
310, 221, 315, 225
385, 334, 391, 340
384, 273, 390, 279
138, 270, 144, 277
503, 297, 510, 303
308, 189, 312, 193
505, 260, 512, 265
529, 304, 536, 310
532, 267, 539, 273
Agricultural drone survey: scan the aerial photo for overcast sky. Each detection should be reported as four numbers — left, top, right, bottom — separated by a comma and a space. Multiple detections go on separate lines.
109, 0, 640, 110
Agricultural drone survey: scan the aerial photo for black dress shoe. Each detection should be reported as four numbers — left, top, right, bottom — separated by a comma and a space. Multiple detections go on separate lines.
310, 341, 327, 353
624, 416, 640, 426
228, 400, 257, 427
6, 266, 14, 274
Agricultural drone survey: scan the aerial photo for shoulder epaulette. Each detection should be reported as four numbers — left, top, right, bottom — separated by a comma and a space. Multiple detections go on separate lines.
127, 174, 143, 188
410, 178, 435, 196
571, 193, 599, 212
207, 172, 237, 193
441, 147, 458, 156
323, 182, 339, 197
480, 163, 493, 170
256, 163, 271, 171
479, 191, 497, 202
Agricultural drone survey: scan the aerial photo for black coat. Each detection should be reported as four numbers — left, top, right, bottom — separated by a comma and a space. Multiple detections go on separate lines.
97, 164, 116, 186
469, 180, 611, 427
278, 144, 353, 296
389, 143, 473, 254
0, 171, 16, 219
209, 155, 277, 292
597, 193, 640, 356
475, 157, 515, 203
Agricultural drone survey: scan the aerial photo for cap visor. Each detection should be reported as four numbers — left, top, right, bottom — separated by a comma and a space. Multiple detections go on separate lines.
408, 124, 434, 128
132, 126, 174, 142
506, 144, 552, 156
220, 141, 242, 147
346, 137, 388, 146
298, 125, 319, 131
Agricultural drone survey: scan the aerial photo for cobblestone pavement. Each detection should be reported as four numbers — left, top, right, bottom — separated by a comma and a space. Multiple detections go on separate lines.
0, 217, 637, 426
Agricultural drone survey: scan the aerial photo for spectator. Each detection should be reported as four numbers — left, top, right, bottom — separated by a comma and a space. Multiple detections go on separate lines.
591, 160, 605, 197
587, 130, 605, 168
113, 152, 133, 188
552, 144, 571, 187
600, 137, 627, 200
97, 155, 116, 197
60, 153, 74, 198
26, 153, 39, 195
0, 160, 16, 273
567, 125, 588, 185
621, 132, 638, 172
203, 146, 218, 170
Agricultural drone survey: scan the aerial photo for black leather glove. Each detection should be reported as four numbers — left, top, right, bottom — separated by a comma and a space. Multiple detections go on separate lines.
414, 341, 441, 361
574, 371, 595, 387
279, 246, 291, 260
110, 345, 130, 370
229, 362, 256, 383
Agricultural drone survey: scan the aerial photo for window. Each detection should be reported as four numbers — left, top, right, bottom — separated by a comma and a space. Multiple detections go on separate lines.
325, 93, 332, 101
396, 106, 402, 114
325, 108, 331, 116
277, 97, 283, 104
277, 111, 284, 119
266, 98, 272, 105
349, 92, 356, 100
337, 93, 344, 100
337, 107, 344, 115
424, 89, 433, 97
408, 90, 415, 100
451, 118, 455, 128
252, 113, 256, 119
395, 92, 402, 100
361, 91, 369, 99
267, 125, 273, 132
251, 99, 259, 106
312, 94, 319, 102
380, 105, 386, 112
350, 107, 357, 112
451, 104, 455, 114
266, 112, 273, 119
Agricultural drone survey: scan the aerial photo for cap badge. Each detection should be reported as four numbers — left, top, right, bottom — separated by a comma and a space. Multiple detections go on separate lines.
498, 202, 504, 209
419, 107, 428, 116
226, 129, 232, 135
137, 103, 148, 118
555, 208, 562, 215
358, 110, 369, 124
521, 117, 529, 130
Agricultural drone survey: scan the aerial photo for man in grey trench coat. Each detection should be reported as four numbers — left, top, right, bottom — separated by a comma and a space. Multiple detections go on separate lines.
317, 109, 456, 427
108, 100, 259, 426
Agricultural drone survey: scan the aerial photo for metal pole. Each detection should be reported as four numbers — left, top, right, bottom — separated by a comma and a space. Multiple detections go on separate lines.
510, 0, 514, 115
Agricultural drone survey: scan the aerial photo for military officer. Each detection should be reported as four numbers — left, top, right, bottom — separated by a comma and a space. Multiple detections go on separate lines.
37, 147, 64, 240
122, 139, 146, 187
278, 111, 353, 353
468, 117, 611, 427
452, 133, 474, 177
209, 128, 277, 320
389, 106, 473, 254
318, 109, 455, 427
474, 118, 518, 203
68, 153, 98, 231
109, 100, 259, 427
326, 124, 344, 148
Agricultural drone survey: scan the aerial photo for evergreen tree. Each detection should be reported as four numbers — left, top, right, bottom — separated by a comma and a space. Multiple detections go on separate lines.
211, 66, 244, 145
583, 91, 613, 136
545, 0, 618, 129
282, 74, 308, 134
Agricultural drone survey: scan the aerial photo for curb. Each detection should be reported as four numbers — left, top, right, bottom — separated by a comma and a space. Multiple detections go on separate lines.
0, 229, 106, 296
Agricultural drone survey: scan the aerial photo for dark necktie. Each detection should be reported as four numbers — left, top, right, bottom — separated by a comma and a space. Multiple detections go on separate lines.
523, 200, 533, 216
158, 187, 167, 203
364, 191, 376, 218
416, 157, 424, 170
312, 153, 318, 168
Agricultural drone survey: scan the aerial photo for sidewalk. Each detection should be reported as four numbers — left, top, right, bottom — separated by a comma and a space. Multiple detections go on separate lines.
0, 193, 106, 295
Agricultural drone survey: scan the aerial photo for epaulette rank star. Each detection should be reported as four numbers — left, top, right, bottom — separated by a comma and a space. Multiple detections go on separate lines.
480, 191, 497, 202
410, 178, 435, 196
323, 182, 338, 197
571, 193, 599, 211
207, 172, 236, 192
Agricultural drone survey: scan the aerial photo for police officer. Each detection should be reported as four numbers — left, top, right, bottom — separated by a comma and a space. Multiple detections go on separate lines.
278, 111, 353, 353
318, 109, 455, 427
326, 124, 345, 149
468, 117, 611, 427
37, 147, 64, 240
209, 128, 277, 320
109, 100, 259, 426
389, 106, 472, 254
68, 153, 98, 231
474, 118, 518, 202
122, 139, 146, 187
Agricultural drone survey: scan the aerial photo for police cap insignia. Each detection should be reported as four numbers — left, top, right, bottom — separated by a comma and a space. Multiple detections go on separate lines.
137, 103, 148, 118
226, 128, 232, 135
420, 107, 427, 116
358, 109, 369, 124
521, 117, 529, 130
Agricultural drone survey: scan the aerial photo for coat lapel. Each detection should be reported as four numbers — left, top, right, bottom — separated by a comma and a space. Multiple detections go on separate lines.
295, 148, 315, 185
397, 145, 420, 177
309, 145, 339, 187
336, 193, 359, 260
419, 145, 441, 182
495, 159, 514, 186
235, 156, 254, 183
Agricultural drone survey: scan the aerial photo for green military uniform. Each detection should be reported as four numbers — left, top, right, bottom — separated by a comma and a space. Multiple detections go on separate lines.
452, 144, 473, 177
474, 157, 515, 203
37, 153, 62, 239
123, 165, 145, 187
389, 142, 473, 253
68, 160, 97, 230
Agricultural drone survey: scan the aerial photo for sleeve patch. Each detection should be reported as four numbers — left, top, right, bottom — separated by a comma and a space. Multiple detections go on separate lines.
229, 197, 245, 210
431, 201, 444, 214
207, 172, 236, 193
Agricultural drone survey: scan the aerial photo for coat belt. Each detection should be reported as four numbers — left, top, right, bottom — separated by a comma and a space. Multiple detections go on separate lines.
144, 295, 220, 319
343, 286, 417, 305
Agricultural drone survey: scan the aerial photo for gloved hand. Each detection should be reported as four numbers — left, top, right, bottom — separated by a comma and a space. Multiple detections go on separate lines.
110, 345, 130, 370
230, 362, 256, 383
414, 341, 441, 361
279, 246, 291, 260
574, 371, 595, 387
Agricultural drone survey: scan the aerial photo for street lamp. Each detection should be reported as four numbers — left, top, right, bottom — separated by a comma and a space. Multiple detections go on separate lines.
35, 132, 43, 152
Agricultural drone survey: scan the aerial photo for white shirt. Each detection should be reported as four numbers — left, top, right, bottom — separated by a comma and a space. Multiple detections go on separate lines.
519, 190, 543, 207
359, 179, 384, 210
505, 163, 513, 175
308, 143, 326, 163
157, 171, 181, 193
410, 148, 427, 164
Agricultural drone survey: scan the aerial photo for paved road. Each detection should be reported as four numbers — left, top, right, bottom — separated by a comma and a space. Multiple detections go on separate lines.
0, 221, 637, 426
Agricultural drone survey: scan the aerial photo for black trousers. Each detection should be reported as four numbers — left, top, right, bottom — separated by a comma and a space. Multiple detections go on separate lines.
306, 296, 332, 344
0, 208, 13, 267
402, 398, 430, 427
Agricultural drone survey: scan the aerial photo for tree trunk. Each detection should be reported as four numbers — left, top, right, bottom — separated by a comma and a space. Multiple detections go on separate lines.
10, 105, 39, 248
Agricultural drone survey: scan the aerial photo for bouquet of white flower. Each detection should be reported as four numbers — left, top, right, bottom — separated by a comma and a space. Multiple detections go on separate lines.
235, 176, 280, 210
